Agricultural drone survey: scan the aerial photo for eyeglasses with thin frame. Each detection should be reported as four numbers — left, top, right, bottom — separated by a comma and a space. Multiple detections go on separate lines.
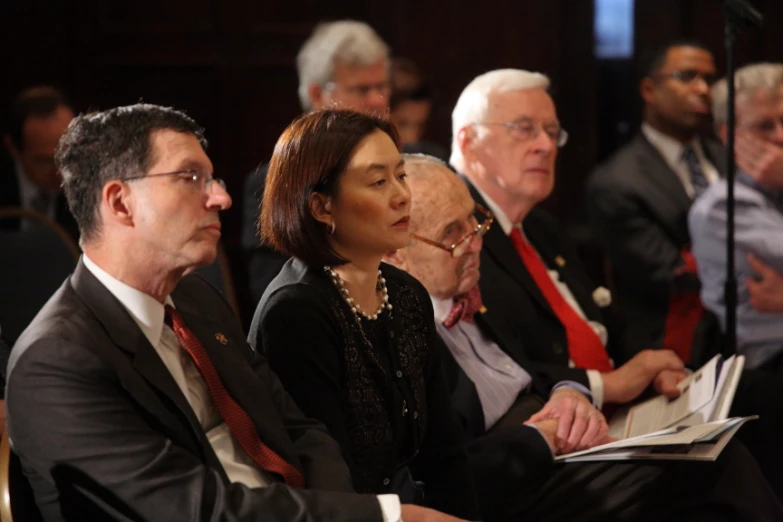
476, 118, 569, 148
323, 81, 392, 98
124, 169, 226, 193
654, 70, 717, 86
741, 117, 783, 137
409, 205, 494, 258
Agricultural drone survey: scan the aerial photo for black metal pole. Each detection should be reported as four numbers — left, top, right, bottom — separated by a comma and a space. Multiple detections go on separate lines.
720, 0, 762, 357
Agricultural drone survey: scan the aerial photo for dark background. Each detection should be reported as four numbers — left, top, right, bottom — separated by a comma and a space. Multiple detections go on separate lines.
3, 0, 781, 323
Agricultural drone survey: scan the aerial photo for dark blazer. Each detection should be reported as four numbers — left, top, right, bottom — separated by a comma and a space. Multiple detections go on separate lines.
0, 155, 80, 243
586, 133, 727, 355
248, 259, 480, 519
466, 180, 620, 372
6, 260, 382, 522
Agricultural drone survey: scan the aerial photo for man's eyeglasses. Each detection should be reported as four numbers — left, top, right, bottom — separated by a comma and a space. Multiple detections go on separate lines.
741, 117, 783, 137
476, 118, 569, 148
124, 169, 226, 193
323, 81, 392, 98
409, 205, 494, 258
655, 70, 717, 86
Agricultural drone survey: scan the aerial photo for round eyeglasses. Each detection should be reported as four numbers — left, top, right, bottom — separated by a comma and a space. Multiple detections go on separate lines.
409, 205, 494, 258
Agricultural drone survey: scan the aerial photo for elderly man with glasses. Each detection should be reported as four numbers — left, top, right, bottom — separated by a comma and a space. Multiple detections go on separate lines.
384, 153, 783, 522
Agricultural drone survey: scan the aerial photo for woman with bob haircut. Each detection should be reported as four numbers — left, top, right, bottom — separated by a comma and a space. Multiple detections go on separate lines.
247, 109, 479, 520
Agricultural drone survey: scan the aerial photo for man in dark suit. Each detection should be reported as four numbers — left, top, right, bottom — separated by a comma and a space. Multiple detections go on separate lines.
242, 20, 392, 303
6, 104, 460, 522
1, 86, 79, 242
384, 153, 783, 522
586, 41, 724, 361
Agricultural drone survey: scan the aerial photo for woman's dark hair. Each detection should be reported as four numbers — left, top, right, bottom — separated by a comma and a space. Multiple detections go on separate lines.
260, 109, 400, 267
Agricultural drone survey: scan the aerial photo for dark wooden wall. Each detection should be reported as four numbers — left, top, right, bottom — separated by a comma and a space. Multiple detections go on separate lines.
2, 0, 779, 322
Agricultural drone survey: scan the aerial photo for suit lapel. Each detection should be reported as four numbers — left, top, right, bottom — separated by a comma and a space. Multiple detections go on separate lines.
634, 134, 692, 212
464, 179, 555, 315
71, 261, 216, 462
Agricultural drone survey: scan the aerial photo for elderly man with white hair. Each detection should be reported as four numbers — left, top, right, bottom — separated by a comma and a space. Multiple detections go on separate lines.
243, 20, 392, 302
449, 69, 688, 413
385, 152, 783, 522
689, 62, 783, 495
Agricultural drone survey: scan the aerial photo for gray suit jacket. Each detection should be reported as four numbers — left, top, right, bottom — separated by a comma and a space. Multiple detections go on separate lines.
6, 259, 382, 522
586, 132, 726, 356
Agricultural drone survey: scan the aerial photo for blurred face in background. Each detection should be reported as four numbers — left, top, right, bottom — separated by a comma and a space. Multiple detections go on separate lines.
391, 99, 432, 145
7, 105, 74, 191
313, 59, 391, 116
642, 46, 716, 142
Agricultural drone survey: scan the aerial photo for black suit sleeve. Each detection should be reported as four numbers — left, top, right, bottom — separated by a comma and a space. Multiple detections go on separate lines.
6, 338, 382, 522
586, 176, 689, 300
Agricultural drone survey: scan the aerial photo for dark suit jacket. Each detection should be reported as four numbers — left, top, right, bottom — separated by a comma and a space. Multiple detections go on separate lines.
466, 180, 620, 373
0, 155, 80, 243
6, 260, 382, 522
586, 133, 726, 355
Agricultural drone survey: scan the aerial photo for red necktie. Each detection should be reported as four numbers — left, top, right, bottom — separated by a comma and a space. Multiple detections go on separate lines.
165, 305, 305, 488
443, 285, 484, 329
509, 230, 613, 372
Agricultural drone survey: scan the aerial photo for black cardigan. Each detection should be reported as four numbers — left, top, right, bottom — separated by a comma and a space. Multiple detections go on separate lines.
248, 258, 479, 519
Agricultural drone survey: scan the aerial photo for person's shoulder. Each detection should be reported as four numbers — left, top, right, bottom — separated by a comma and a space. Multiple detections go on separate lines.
381, 262, 425, 292
588, 134, 646, 188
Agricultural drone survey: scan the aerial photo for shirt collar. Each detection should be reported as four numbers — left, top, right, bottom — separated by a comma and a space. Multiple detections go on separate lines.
471, 182, 514, 235
82, 254, 174, 348
641, 122, 704, 171
431, 294, 455, 324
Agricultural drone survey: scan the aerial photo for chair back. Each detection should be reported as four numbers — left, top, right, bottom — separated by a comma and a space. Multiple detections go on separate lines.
0, 208, 79, 344
0, 430, 43, 522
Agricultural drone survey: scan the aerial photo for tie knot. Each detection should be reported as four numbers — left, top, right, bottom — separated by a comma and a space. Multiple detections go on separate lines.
443, 285, 484, 329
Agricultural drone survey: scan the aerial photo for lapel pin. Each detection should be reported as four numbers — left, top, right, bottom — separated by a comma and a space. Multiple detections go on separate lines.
554, 255, 566, 267
479, 306, 488, 314
215, 333, 229, 345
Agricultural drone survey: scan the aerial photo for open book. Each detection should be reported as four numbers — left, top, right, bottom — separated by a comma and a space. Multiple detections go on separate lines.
556, 355, 749, 463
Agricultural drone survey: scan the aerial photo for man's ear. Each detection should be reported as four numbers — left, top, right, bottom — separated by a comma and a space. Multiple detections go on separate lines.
308, 83, 326, 110
640, 76, 656, 105
3, 134, 20, 161
457, 126, 476, 163
308, 192, 333, 227
103, 180, 134, 227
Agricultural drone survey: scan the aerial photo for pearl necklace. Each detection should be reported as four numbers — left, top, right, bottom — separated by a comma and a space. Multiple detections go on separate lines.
325, 267, 392, 320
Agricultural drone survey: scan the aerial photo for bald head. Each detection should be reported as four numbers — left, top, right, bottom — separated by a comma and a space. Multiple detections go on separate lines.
386, 154, 483, 299
404, 154, 471, 235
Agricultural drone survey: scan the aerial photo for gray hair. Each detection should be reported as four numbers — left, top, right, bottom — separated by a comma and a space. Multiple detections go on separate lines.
711, 63, 783, 133
450, 69, 550, 172
296, 20, 389, 110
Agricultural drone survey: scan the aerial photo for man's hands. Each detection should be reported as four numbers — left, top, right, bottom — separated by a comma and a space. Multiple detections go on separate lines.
602, 349, 685, 404
747, 253, 783, 313
526, 388, 609, 454
653, 369, 688, 397
736, 130, 783, 189
400, 505, 468, 522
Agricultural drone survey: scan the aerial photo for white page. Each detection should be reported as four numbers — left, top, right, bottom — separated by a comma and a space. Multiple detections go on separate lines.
621, 355, 720, 438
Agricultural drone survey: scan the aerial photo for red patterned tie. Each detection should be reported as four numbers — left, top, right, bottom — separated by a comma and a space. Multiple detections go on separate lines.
165, 305, 305, 488
443, 285, 484, 329
509, 230, 613, 372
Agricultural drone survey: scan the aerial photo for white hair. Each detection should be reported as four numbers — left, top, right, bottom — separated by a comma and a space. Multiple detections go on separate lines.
450, 69, 550, 172
296, 20, 389, 110
712, 62, 783, 134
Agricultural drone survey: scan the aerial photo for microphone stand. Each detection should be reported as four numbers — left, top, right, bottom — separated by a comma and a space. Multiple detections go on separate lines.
720, 0, 763, 357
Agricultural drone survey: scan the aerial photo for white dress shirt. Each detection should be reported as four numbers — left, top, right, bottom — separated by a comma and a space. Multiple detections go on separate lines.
474, 185, 610, 408
641, 123, 720, 198
82, 255, 401, 521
